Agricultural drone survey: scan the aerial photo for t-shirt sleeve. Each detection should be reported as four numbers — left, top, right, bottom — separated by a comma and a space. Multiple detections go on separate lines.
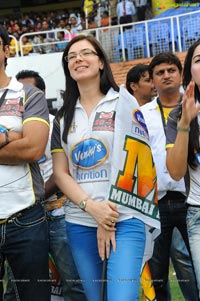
166, 105, 181, 149
23, 85, 49, 126
51, 113, 64, 153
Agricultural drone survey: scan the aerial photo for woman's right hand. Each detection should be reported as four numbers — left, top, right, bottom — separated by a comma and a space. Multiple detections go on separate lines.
86, 199, 119, 231
97, 225, 116, 260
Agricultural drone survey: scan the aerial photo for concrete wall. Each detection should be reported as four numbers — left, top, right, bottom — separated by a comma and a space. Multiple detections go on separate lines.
6, 52, 65, 100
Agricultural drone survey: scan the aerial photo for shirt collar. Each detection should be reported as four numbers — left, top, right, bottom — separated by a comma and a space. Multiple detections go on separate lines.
76, 87, 119, 108
6, 77, 23, 92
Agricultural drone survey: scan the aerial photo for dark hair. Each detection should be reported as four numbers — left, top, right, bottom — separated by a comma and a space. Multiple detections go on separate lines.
126, 64, 149, 95
59, 34, 119, 143
149, 52, 182, 79
0, 25, 10, 67
16, 70, 46, 91
182, 40, 200, 169
39, 33, 46, 39
66, 23, 71, 28
58, 31, 65, 38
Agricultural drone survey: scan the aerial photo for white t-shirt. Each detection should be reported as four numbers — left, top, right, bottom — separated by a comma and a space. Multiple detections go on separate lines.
140, 98, 185, 200
51, 88, 119, 226
39, 114, 64, 216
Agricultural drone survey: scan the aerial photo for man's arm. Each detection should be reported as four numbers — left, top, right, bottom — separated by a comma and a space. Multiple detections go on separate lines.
0, 120, 49, 164
45, 174, 59, 199
0, 131, 22, 148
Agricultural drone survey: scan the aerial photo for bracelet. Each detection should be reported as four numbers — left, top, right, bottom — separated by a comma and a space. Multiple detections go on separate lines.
0, 131, 9, 149
4, 131, 9, 145
177, 125, 190, 132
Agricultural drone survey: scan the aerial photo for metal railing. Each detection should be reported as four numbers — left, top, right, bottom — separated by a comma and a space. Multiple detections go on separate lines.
9, 29, 71, 57
83, 8, 200, 62
9, 9, 200, 63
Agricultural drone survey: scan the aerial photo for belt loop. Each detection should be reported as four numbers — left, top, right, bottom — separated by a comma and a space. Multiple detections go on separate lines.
0, 201, 40, 225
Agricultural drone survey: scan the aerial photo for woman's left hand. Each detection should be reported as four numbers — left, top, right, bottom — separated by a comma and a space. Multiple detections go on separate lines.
97, 225, 116, 261
181, 80, 200, 126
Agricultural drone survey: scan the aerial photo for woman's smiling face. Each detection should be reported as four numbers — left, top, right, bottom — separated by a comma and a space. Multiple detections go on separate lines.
67, 40, 104, 83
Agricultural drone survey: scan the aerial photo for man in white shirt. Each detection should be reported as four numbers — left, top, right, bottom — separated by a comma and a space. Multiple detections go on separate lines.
116, 0, 136, 29
134, 0, 147, 21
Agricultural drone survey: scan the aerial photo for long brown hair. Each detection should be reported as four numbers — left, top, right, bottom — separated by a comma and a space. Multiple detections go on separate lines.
58, 34, 119, 143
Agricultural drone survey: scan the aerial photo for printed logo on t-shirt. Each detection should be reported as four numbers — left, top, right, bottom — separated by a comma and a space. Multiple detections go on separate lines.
71, 138, 108, 169
132, 109, 149, 139
93, 111, 115, 131
0, 97, 24, 117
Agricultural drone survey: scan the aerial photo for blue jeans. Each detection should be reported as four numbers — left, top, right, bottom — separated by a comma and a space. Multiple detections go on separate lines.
0, 202, 50, 301
47, 213, 87, 301
187, 206, 200, 298
149, 193, 198, 301
171, 227, 199, 301
66, 218, 145, 301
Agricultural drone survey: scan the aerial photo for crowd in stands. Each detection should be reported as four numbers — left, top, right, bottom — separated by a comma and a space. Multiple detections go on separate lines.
0, 0, 195, 57
3, 9, 86, 56
0, 1, 113, 56
0, 0, 153, 57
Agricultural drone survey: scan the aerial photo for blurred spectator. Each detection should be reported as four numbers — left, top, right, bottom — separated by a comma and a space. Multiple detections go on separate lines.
20, 35, 33, 56
54, 31, 67, 52
134, 0, 147, 21
32, 33, 54, 54
116, 0, 137, 29
21, 13, 35, 27
41, 19, 50, 32
35, 21, 42, 32
88, 16, 97, 29
9, 36, 20, 57
31, 34, 41, 54
21, 25, 30, 36
101, 10, 111, 27
64, 23, 76, 39
69, 15, 83, 35
13, 22, 22, 37
7, 26, 13, 36
41, 20, 55, 39
8, 19, 15, 31
57, 17, 66, 29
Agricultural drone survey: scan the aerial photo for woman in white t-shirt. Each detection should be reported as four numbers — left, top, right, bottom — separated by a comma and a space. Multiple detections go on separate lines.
51, 34, 146, 301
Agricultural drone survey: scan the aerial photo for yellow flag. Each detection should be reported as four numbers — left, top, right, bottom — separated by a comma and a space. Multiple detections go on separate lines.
83, 0, 94, 15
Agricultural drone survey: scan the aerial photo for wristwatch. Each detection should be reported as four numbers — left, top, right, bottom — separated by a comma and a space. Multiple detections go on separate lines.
79, 197, 89, 211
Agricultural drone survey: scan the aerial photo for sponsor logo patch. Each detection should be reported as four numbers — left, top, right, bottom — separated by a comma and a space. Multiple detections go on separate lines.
132, 109, 148, 134
93, 111, 115, 131
71, 138, 108, 169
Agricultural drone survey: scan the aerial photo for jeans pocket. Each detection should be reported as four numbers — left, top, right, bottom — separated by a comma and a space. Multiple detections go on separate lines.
13, 204, 46, 228
14, 215, 46, 228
